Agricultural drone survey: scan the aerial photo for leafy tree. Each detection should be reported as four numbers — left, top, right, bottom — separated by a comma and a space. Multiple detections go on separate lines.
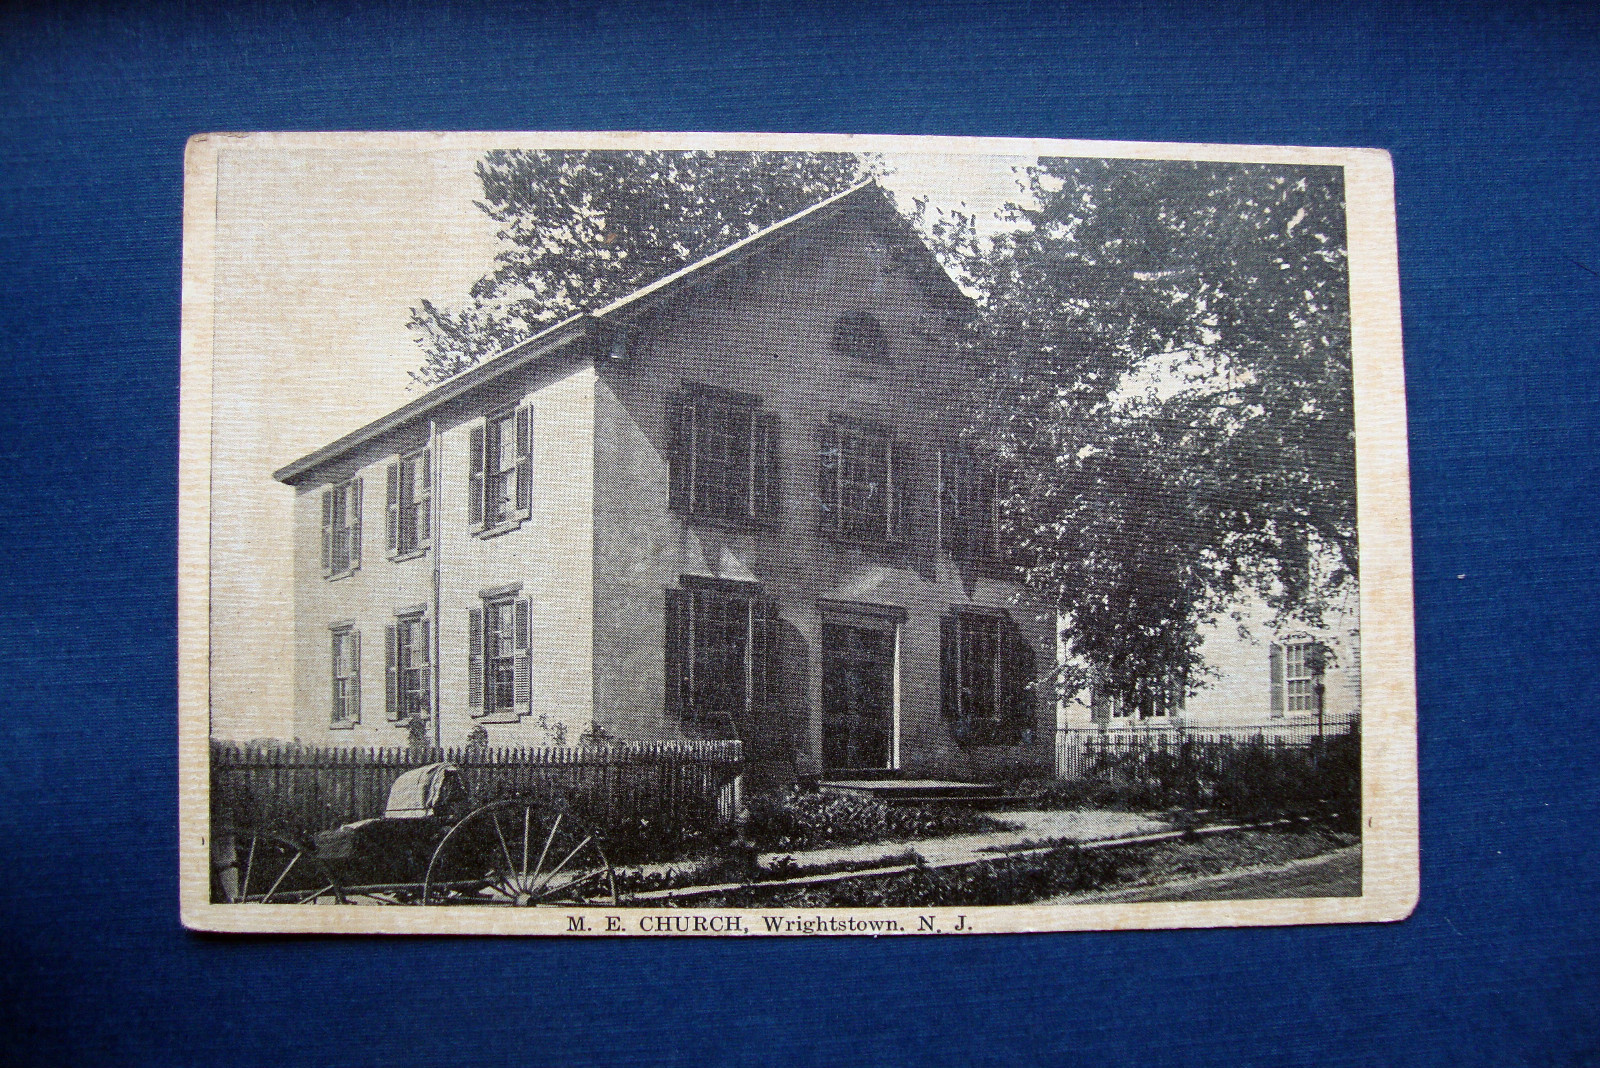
955, 157, 1355, 706
410, 149, 880, 383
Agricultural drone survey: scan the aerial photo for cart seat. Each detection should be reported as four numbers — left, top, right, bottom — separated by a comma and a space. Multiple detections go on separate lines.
384, 762, 463, 820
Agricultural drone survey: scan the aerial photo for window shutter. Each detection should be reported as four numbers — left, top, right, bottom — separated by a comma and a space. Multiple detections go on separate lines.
940, 614, 959, 721
417, 619, 431, 719
347, 479, 362, 569
513, 598, 531, 713
886, 439, 905, 541
1004, 626, 1036, 743
467, 607, 484, 713
385, 462, 400, 552
751, 597, 781, 715
350, 630, 361, 723
417, 448, 431, 544
817, 425, 840, 534
330, 632, 341, 722
664, 588, 691, 719
752, 412, 780, 522
986, 464, 1003, 559
468, 424, 485, 528
385, 624, 399, 721
1090, 679, 1109, 724
320, 488, 333, 575
1269, 642, 1285, 718
666, 395, 692, 512
515, 406, 532, 514
937, 449, 954, 553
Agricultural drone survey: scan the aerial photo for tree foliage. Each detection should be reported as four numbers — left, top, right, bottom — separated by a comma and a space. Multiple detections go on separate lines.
409, 149, 880, 383
956, 157, 1356, 705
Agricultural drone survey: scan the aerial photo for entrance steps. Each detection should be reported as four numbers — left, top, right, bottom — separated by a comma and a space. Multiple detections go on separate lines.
813, 773, 1019, 807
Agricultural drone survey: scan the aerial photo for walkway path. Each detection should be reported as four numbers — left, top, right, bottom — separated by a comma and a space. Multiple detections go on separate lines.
1047, 844, 1362, 903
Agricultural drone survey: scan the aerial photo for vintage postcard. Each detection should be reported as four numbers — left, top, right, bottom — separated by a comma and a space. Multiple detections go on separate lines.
179, 131, 1416, 935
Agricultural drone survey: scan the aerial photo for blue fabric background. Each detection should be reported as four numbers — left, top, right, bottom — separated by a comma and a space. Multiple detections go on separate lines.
2, 1, 1596, 1064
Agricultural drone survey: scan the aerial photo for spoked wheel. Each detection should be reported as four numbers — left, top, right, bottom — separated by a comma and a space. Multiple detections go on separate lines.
212, 831, 341, 904
423, 800, 619, 907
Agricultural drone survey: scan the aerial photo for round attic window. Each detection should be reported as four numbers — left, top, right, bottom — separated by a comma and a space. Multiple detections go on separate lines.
832, 310, 890, 363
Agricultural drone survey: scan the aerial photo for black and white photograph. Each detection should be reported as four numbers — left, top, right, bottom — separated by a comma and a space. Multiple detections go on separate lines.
179, 131, 1415, 934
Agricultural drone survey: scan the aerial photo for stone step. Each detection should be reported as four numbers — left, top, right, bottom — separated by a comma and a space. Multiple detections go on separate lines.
817, 778, 1008, 802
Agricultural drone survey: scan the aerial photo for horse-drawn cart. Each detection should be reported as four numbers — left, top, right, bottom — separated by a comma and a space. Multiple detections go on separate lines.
211, 763, 621, 906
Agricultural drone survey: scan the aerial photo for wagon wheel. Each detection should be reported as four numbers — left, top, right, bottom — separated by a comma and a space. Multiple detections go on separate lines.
212, 831, 341, 905
422, 800, 619, 907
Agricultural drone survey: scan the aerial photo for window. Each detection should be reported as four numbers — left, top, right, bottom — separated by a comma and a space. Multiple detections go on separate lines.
468, 594, 530, 720
818, 420, 902, 542
666, 388, 780, 525
320, 478, 363, 577
469, 407, 531, 532
1270, 640, 1325, 716
1091, 675, 1186, 721
664, 580, 780, 729
385, 447, 431, 556
939, 611, 1036, 745
330, 626, 360, 726
832, 310, 890, 363
385, 614, 431, 722
939, 447, 999, 559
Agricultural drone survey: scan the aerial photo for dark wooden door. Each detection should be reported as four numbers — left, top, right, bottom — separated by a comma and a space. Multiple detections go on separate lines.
821, 622, 894, 771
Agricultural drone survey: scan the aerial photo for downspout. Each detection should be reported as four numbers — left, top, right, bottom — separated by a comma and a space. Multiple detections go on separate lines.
431, 418, 442, 751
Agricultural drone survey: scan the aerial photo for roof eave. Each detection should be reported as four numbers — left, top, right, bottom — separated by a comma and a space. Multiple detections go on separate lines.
270, 313, 591, 485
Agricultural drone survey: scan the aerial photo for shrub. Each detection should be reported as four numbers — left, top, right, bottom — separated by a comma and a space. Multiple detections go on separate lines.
740, 790, 1005, 853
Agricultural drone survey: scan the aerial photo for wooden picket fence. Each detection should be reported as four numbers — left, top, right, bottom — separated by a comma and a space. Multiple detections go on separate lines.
1055, 715, 1358, 783
211, 739, 744, 838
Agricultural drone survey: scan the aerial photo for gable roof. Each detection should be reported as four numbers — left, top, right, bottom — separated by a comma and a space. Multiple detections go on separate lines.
273, 180, 964, 485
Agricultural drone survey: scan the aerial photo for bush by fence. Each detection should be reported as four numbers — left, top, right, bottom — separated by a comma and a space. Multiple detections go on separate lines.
211, 740, 744, 859
1054, 716, 1359, 820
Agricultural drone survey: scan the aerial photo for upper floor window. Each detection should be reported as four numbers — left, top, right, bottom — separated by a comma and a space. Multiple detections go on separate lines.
940, 611, 1036, 746
469, 407, 531, 533
832, 310, 890, 363
939, 447, 1000, 560
664, 579, 780, 729
330, 625, 360, 727
468, 591, 531, 721
818, 420, 902, 543
666, 387, 780, 526
386, 447, 431, 557
385, 613, 431, 723
320, 478, 362, 578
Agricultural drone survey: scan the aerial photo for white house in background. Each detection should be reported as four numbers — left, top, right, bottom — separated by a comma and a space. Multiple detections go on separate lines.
1056, 586, 1361, 734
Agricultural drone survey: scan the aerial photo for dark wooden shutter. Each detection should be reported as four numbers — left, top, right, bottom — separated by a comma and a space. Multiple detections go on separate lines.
385, 462, 400, 552
467, 607, 484, 713
417, 448, 431, 544
817, 425, 840, 534
349, 630, 361, 723
1004, 625, 1037, 743
320, 488, 333, 575
666, 395, 692, 512
886, 439, 905, 541
468, 424, 485, 528
385, 624, 399, 720
417, 618, 431, 718
1269, 643, 1285, 718
515, 406, 532, 514
329, 631, 341, 721
513, 598, 531, 714
936, 449, 954, 553
940, 614, 959, 721
751, 597, 781, 716
752, 411, 780, 522
347, 478, 362, 569
664, 588, 691, 719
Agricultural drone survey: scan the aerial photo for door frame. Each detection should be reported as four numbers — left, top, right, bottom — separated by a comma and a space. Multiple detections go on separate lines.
817, 600, 907, 771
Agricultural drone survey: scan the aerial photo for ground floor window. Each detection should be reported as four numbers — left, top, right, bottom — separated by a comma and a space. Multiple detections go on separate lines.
1093, 677, 1185, 720
664, 581, 779, 730
330, 626, 359, 726
940, 611, 1036, 745
1271, 639, 1327, 716
385, 615, 431, 722
469, 596, 530, 719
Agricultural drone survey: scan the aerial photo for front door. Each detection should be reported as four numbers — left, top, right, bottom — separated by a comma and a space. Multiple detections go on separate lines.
821, 621, 895, 771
